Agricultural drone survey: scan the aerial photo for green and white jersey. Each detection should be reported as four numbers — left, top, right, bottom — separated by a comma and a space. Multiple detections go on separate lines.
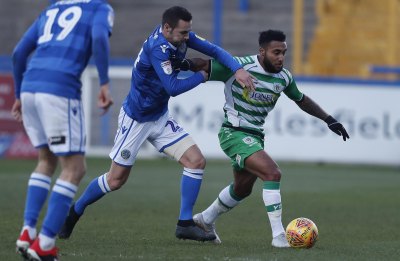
209, 55, 303, 133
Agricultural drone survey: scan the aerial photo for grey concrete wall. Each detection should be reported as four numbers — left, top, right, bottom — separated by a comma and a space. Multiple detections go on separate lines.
0, 0, 317, 71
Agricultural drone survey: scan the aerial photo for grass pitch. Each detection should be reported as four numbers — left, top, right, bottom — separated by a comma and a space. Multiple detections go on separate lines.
1, 158, 399, 260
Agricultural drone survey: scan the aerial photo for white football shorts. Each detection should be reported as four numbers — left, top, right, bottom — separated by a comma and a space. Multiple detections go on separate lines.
109, 107, 195, 166
21, 92, 85, 155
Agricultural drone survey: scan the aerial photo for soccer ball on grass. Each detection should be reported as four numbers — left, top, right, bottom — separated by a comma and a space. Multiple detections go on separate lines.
285, 217, 318, 248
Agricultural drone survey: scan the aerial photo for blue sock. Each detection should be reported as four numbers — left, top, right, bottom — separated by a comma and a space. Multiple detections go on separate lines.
41, 179, 77, 238
179, 168, 203, 220
24, 173, 51, 227
74, 173, 110, 215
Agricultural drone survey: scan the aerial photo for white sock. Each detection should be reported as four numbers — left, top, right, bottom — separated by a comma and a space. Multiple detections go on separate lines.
263, 181, 285, 237
38, 233, 55, 250
22, 225, 37, 239
202, 184, 241, 224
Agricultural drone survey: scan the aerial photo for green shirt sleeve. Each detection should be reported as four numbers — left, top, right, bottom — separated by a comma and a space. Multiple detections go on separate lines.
208, 56, 255, 82
208, 59, 235, 82
282, 69, 303, 101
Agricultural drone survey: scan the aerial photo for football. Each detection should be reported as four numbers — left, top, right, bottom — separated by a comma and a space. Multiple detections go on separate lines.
285, 217, 318, 248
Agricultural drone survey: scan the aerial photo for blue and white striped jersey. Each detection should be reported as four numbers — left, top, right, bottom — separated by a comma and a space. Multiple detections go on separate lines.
123, 25, 243, 123
13, 0, 113, 99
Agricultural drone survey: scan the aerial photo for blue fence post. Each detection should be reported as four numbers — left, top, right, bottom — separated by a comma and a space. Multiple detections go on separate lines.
239, 0, 249, 13
213, 0, 222, 46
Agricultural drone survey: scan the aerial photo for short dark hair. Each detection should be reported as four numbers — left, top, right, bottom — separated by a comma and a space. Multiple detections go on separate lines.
258, 30, 286, 47
162, 6, 192, 29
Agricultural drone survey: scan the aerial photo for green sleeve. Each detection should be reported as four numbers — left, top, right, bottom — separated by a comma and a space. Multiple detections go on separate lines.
283, 78, 304, 101
209, 59, 235, 82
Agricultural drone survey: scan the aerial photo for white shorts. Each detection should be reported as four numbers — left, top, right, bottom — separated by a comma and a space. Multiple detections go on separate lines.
109, 107, 195, 166
21, 92, 86, 155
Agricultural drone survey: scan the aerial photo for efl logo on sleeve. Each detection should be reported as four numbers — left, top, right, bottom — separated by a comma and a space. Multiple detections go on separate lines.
161, 60, 172, 75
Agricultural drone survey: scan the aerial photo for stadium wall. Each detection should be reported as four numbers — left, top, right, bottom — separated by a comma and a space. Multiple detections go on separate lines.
1, 57, 398, 166
82, 66, 400, 166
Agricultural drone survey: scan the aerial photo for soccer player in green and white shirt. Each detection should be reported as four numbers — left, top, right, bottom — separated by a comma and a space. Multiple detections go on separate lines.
173, 30, 349, 247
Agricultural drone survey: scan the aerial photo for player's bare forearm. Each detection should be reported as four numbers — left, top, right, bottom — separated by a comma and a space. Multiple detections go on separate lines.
296, 94, 329, 121
188, 58, 210, 72
297, 94, 350, 141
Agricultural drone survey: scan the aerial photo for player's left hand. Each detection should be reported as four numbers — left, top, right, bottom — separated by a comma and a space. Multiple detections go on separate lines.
98, 84, 113, 115
11, 99, 22, 122
325, 115, 350, 141
235, 68, 257, 92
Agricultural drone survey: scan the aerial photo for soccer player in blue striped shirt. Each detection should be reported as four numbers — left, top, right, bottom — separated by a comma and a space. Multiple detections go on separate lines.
12, 0, 114, 260
59, 6, 256, 243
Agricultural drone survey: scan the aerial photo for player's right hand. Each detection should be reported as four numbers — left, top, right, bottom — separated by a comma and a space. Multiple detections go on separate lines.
170, 55, 193, 71
11, 99, 22, 122
98, 84, 113, 115
235, 68, 257, 92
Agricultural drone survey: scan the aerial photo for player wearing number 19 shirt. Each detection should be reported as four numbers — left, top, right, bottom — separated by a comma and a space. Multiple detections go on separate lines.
59, 6, 255, 243
11, 0, 114, 260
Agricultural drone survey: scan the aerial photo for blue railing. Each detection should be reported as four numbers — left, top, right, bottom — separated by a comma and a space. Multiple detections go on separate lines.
370, 65, 400, 75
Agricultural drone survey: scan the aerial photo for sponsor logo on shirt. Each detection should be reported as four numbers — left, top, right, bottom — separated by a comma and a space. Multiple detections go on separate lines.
161, 60, 173, 75
249, 92, 276, 103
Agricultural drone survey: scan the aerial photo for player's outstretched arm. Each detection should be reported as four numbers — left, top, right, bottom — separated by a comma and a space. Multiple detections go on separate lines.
187, 32, 255, 90
188, 58, 210, 72
324, 115, 349, 141
169, 56, 210, 73
296, 94, 349, 141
